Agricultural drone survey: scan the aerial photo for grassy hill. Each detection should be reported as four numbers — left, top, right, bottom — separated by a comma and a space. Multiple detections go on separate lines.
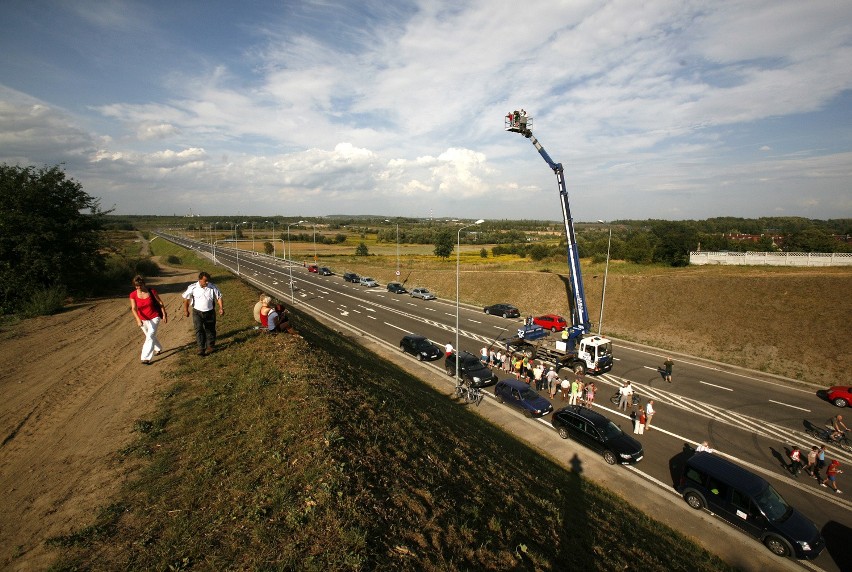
48, 242, 734, 571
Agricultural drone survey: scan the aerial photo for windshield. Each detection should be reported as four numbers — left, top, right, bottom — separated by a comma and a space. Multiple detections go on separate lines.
597, 342, 612, 358
519, 387, 540, 400
753, 484, 791, 521
600, 421, 622, 441
415, 340, 433, 351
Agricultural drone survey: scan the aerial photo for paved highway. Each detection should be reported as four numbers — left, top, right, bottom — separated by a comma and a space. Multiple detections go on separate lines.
164, 234, 851, 571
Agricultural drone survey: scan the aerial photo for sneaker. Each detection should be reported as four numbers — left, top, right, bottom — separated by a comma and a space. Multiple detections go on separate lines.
820, 483, 827, 487
836, 490, 843, 494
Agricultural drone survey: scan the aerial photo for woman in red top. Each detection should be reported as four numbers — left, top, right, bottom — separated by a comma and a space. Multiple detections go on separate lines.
129, 275, 167, 364
259, 295, 273, 329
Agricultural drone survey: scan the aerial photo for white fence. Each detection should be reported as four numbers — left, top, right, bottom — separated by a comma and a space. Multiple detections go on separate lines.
690, 251, 852, 266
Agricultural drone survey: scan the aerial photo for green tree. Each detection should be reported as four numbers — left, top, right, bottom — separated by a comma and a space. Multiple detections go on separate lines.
355, 242, 369, 256
624, 231, 654, 264
0, 164, 106, 313
434, 229, 454, 259
479, 247, 488, 258
263, 241, 274, 255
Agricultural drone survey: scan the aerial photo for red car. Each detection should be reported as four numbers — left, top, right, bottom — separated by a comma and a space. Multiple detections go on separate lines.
307, 264, 319, 273
533, 314, 568, 332
827, 386, 852, 408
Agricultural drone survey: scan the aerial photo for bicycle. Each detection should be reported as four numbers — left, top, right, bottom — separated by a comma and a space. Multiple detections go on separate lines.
454, 382, 484, 406
805, 426, 851, 452
609, 390, 641, 407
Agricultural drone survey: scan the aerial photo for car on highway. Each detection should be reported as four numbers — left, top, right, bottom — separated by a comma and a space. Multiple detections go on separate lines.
387, 282, 408, 294
307, 264, 319, 273
551, 406, 644, 465
411, 288, 436, 300
677, 451, 824, 559
359, 276, 378, 287
445, 351, 498, 387
399, 334, 442, 361
483, 303, 520, 318
826, 385, 852, 408
343, 272, 360, 283
493, 379, 553, 418
318, 267, 333, 276
533, 314, 568, 332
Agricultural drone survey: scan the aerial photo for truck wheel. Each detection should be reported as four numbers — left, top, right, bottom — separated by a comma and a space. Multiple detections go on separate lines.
572, 363, 585, 376
764, 535, 791, 557
684, 491, 705, 510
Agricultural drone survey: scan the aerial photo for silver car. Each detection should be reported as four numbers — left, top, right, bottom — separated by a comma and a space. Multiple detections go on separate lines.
359, 276, 378, 287
410, 287, 436, 300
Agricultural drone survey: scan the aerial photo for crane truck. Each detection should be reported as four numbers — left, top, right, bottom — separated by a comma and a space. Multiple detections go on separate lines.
503, 112, 613, 376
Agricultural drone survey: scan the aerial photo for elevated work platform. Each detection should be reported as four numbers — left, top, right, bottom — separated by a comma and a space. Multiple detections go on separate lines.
505, 114, 533, 137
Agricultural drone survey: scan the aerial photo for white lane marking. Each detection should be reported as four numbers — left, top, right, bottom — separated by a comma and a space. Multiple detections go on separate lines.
353, 310, 361, 314
768, 400, 811, 412
425, 307, 436, 312
699, 380, 733, 391
359, 306, 376, 312
445, 313, 454, 317
493, 326, 506, 330
339, 311, 349, 316
368, 315, 376, 320
385, 322, 411, 333
468, 319, 482, 324
408, 303, 417, 306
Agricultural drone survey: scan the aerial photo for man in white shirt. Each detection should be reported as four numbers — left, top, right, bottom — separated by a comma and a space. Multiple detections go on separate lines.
182, 271, 224, 356
618, 382, 633, 411
645, 400, 655, 431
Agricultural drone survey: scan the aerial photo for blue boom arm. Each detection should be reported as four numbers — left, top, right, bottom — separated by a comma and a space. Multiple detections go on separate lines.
525, 131, 591, 342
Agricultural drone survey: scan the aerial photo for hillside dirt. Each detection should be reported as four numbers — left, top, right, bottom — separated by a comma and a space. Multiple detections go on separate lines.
0, 249, 848, 570
0, 264, 198, 571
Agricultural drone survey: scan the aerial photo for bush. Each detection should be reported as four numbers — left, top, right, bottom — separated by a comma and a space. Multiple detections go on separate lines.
135, 258, 161, 277
167, 255, 182, 265
21, 285, 67, 317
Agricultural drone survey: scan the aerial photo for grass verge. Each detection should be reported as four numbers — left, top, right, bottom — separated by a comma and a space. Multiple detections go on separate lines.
47, 244, 735, 571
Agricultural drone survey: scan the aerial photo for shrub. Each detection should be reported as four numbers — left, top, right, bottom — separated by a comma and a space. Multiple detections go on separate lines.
167, 255, 182, 265
21, 285, 67, 317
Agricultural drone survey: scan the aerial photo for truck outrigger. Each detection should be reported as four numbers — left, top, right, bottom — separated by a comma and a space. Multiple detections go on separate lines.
504, 112, 613, 376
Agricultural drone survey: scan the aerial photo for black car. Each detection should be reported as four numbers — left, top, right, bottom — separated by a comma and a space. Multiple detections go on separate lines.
483, 303, 521, 318
318, 267, 333, 276
343, 272, 360, 283
387, 282, 408, 294
399, 334, 442, 361
551, 406, 644, 465
445, 351, 498, 387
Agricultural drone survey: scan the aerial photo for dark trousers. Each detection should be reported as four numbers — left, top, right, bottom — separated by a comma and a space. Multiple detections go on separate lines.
192, 309, 216, 350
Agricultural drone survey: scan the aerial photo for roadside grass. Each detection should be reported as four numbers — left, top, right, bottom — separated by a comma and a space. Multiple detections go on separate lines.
47, 244, 735, 571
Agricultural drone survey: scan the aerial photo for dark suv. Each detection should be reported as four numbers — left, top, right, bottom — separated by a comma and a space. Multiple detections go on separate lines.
445, 351, 498, 387
483, 303, 520, 318
399, 334, 441, 361
343, 272, 360, 283
551, 406, 643, 465
387, 282, 408, 294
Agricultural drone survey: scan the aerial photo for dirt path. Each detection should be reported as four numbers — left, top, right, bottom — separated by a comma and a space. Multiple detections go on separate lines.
0, 265, 197, 570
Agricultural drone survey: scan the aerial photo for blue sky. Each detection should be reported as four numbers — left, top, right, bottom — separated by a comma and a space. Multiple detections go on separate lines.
2, 0, 851, 221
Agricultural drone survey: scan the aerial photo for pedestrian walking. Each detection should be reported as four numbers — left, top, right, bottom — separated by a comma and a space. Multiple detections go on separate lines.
445, 342, 454, 357
788, 446, 803, 477
637, 409, 646, 435
129, 275, 167, 365
618, 382, 633, 411
489, 349, 497, 368
480, 347, 489, 366
182, 271, 223, 357
814, 445, 827, 482
560, 377, 570, 401
546, 367, 559, 398
569, 377, 580, 405
806, 446, 818, 477
822, 459, 842, 494
663, 357, 674, 383
585, 381, 597, 408
533, 363, 544, 391
644, 399, 655, 431
630, 410, 638, 433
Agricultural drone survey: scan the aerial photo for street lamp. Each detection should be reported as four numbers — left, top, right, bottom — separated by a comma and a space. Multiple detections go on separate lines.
287, 220, 307, 303
597, 220, 611, 335
312, 222, 317, 263
385, 219, 400, 278
266, 220, 276, 258
251, 222, 256, 254
456, 219, 485, 385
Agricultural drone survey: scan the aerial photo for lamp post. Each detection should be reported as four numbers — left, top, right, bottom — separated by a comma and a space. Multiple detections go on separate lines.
287, 220, 307, 303
267, 220, 276, 258
597, 220, 611, 335
312, 223, 317, 264
251, 222, 256, 254
456, 219, 485, 385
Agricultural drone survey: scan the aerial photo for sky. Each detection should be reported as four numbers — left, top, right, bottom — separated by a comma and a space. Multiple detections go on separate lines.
1, 0, 851, 222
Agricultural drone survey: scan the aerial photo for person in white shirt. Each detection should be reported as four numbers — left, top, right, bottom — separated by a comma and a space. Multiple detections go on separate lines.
618, 382, 633, 411
696, 441, 715, 453
445, 342, 454, 357
644, 400, 655, 431
182, 271, 224, 356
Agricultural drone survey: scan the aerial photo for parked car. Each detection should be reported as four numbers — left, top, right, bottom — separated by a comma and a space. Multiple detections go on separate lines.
359, 276, 378, 287
826, 385, 852, 408
411, 287, 436, 300
483, 303, 520, 318
343, 272, 360, 283
533, 314, 568, 332
551, 405, 644, 465
494, 379, 553, 417
677, 451, 824, 559
399, 334, 442, 361
318, 267, 333, 276
387, 282, 408, 294
307, 264, 319, 273
445, 351, 498, 387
